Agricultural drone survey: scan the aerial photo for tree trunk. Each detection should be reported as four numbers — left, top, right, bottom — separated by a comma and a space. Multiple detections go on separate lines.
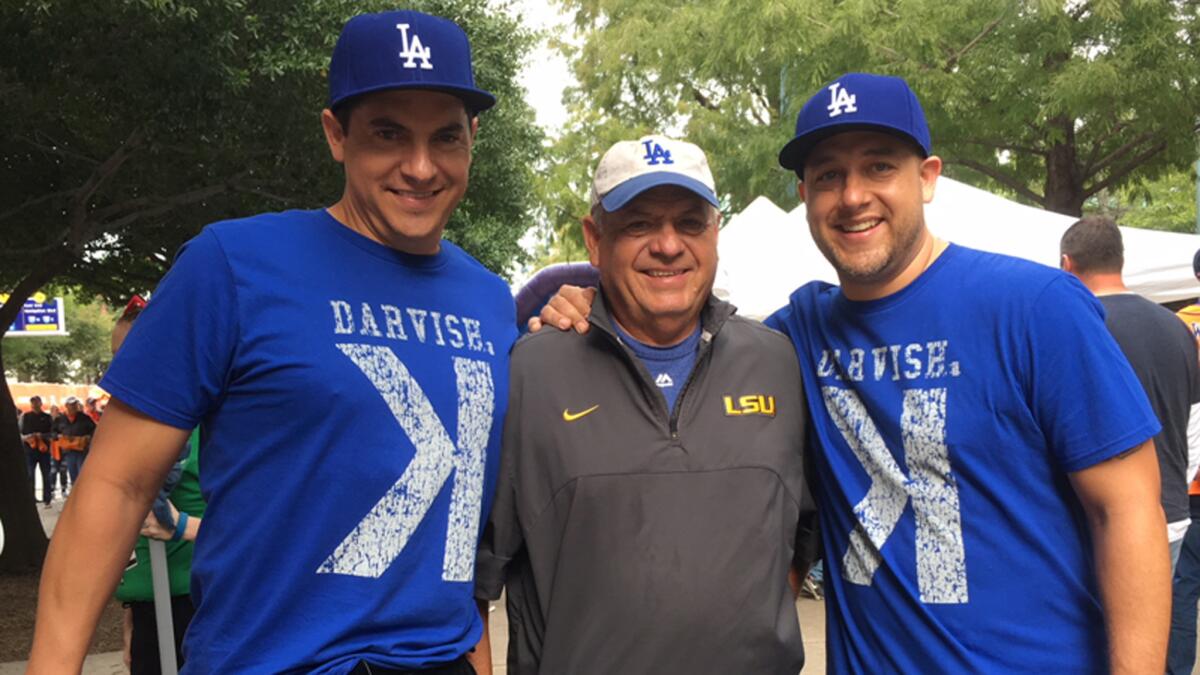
0, 344, 49, 574
1043, 117, 1085, 217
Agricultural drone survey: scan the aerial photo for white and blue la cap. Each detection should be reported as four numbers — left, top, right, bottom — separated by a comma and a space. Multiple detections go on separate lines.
778, 72, 932, 174
590, 135, 719, 212
328, 10, 495, 113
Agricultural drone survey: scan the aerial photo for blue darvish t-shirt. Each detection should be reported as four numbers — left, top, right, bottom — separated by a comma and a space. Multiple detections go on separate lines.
766, 244, 1158, 673
102, 209, 517, 674
611, 321, 701, 414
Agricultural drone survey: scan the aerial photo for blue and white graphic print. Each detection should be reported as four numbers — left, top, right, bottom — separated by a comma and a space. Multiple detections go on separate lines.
102, 209, 517, 673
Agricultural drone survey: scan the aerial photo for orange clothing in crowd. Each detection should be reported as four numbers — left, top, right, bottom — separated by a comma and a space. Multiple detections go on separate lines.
25, 434, 49, 453
1176, 302, 1200, 495
57, 435, 89, 451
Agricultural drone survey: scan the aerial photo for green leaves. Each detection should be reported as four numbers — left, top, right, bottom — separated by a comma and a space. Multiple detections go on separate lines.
540, 0, 1200, 263
0, 0, 543, 314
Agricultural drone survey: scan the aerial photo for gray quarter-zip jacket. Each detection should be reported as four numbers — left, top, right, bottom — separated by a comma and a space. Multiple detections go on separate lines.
476, 291, 814, 675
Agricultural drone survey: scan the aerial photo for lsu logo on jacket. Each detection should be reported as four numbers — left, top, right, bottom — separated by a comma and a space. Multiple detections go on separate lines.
723, 394, 776, 417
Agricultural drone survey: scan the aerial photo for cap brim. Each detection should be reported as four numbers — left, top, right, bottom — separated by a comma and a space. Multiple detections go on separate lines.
778, 122, 927, 173
331, 82, 496, 113
600, 172, 720, 211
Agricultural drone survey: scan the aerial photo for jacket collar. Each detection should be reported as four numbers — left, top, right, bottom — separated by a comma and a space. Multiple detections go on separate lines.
589, 287, 736, 345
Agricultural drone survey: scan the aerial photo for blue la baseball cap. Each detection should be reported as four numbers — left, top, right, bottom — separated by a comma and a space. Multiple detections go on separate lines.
328, 10, 496, 113
778, 72, 931, 174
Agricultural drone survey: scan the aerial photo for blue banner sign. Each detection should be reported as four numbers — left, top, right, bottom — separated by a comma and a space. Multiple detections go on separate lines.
3, 294, 68, 337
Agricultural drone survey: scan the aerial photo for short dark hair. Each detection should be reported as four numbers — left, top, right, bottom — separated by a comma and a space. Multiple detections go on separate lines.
331, 92, 477, 135
1060, 216, 1124, 274
332, 96, 363, 135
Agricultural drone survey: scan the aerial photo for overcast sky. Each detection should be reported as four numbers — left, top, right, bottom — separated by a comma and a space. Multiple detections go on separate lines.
509, 0, 573, 136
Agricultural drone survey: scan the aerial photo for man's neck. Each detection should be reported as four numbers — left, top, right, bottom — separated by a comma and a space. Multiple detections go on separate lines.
841, 232, 948, 302
1076, 272, 1128, 296
327, 198, 442, 256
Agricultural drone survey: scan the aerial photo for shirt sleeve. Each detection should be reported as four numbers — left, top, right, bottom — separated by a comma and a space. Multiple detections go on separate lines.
764, 305, 791, 335
1026, 276, 1160, 473
100, 228, 239, 430
475, 370, 526, 601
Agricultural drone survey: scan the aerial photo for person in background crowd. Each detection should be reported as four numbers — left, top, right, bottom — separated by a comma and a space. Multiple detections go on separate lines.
47, 403, 70, 499
1060, 216, 1200, 573
57, 396, 96, 485
20, 395, 54, 507
1169, 249, 1200, 674
85, 397, 102, 423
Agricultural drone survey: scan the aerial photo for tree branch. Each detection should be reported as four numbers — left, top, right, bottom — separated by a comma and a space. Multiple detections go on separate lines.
65, 128, 144, 254
1081, 141, 1169, 200
951, 157, 1045, 205
1087, 131, 1157, 177
0, 235, 72, 257
99, 183, 230, 232
1082, 121, 1200, 199
232, 185, 292, 204
751, 84, 774, 124
0, 189, 74, 222
691, 86, 719, 112
945, 13, 1006, 71
16, 135, 99, 166
953, 138, 1047, 156
1081, 119, 1128, 174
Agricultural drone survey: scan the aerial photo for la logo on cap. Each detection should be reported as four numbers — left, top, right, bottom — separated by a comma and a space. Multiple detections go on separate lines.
641, 139, 674, 166
826, 81, 857, 118
396, 23, 433, 70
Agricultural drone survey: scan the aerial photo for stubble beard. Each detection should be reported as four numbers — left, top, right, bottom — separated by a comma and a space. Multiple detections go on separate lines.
814, 214, 926, 286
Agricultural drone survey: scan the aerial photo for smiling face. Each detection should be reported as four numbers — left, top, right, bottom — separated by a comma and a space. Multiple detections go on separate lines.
800, 130, 942, 300
322, 89, 477, 255
583, 185, 719, 346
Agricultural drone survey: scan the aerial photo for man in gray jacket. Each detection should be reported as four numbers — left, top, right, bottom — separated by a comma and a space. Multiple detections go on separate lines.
474, 136, 815, 675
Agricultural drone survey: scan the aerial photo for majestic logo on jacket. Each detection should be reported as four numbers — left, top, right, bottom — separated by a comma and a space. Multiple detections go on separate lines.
723, 394, 776, 417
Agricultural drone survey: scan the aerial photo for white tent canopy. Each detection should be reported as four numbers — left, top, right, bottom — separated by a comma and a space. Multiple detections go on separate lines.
716, 177, 1200, 318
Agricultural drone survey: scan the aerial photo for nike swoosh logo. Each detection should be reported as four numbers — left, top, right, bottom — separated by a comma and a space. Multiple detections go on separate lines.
562, 405, 600, 422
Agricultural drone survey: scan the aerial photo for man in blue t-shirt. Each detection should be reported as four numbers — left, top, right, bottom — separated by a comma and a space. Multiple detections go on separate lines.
767, 73, 1166, 673
30, 11, 516, 675
537, 74, 1170, 672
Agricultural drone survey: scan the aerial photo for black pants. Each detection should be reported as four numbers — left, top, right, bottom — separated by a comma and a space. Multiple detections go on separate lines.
128, 594, 196, 675
350, 655, 476, 675
24, 445, 52, 503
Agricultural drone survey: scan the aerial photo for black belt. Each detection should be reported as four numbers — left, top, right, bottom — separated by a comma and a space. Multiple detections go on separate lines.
349, 655, 474, 675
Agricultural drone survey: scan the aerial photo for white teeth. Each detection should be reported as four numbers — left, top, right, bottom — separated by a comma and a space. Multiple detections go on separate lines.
647, 270, 682, 277
840, 219, 880, 233
389, 189, 437, 198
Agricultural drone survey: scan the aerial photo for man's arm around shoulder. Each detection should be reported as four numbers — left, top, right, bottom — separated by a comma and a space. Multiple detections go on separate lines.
27, 398, 190, 673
